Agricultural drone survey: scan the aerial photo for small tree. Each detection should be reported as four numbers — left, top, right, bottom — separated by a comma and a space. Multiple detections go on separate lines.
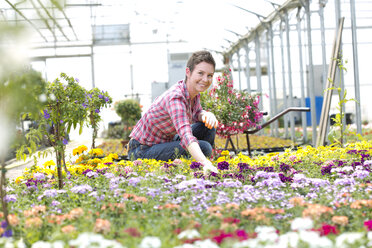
114, 99, 142, 139
36, 73, 88, 189
86, 88, 112, 148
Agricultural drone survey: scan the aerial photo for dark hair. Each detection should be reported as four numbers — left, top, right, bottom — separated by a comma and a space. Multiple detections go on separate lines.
186, 50, 216, 74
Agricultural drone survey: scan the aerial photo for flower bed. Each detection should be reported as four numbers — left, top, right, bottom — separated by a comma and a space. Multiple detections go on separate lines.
1, 141, 372, 247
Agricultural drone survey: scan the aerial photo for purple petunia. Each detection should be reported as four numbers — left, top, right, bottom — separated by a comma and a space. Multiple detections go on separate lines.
63, 138, 68, 145
190, 162, 202, 170
98, 94, 104, 99
105, 97, 109, 102
95, 109, 100, 113
71, 184, 93, 194
43, 109, 50, 119
82, 102, 87, 108
86, 171, 98, 178
217, 161, 229, 170
4, 194, 17, 202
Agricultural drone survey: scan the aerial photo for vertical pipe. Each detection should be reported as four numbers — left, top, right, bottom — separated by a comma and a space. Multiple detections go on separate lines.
255, 32, 263, 111
285, 11, 296, 141
237, 49, 242, 90
319, 0, 327, 92
304, 0, 317, 145
269, 23, 279, 137
296, 10, 308, 143
350, 0, 362, 135
334, 0, 346, 138
266, 30, 274, 135
280, 20, 289, 138
244, 42, 251, 93
90, 45, 95, 88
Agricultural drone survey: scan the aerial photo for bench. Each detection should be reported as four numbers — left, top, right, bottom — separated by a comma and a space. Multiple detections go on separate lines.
224, 107, 311, 156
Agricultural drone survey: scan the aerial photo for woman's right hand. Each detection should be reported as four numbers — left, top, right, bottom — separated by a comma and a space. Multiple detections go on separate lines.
202, 160, 218, 174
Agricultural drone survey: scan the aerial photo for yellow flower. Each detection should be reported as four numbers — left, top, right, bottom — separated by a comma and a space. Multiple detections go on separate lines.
89, 148, 104, 156
73, 145, 88, 156
15, 176, 24, 184
43, 160, 55, 168
221, 150, 230, 156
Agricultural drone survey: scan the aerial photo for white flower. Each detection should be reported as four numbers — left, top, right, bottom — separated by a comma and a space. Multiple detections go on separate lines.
193, 239, 220, 248
177, 229, 200, 239
139, 236, 161, 248
298, 230, 333, 248
69, 232, 124, 248
31, 241, 52, 248
278, 231, 299, 248
290, 217, 313, 230
335, 232, 364, 248
173, 244, 198, 248
367, 231, 372, 247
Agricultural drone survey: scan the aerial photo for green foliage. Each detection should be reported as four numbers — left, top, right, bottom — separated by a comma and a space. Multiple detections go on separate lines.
85, 87, 112, 148
114, 99, 142, 126
106, 123, 133, 140
327, 56, 362, 147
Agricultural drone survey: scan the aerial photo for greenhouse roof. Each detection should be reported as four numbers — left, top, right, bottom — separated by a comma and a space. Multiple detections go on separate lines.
1, 0, 290, 55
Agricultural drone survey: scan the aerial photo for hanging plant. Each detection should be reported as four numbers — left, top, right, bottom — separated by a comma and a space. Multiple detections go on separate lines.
201, 69, 263, 138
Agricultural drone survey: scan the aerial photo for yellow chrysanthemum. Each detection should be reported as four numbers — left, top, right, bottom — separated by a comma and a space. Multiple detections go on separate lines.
89, 148, 104, 156
43, 160, 56, 168
221, 150, 230, 156
73, 145, 88, 156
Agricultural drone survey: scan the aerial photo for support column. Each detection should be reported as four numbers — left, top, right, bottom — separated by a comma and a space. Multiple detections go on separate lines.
304, 0, 317, 145
237, 49, 242, 90
244, 42, 251, 93
296, 9, 308, 143
350, 0, 362, 135
279, 20, 289, 138
255, 32, 263, 111
285, 11, 296, 141
269, 23, 279, 137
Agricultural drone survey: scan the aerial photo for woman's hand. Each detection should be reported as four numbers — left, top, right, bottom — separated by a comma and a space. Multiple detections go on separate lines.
201, 159, 218, 174
202, 111, 218, 129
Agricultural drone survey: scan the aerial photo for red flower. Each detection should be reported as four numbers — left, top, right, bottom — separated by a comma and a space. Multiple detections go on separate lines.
223, 217, 241, 224
123, 227, 141, 237
313, 223, 339, 236
212, 231, 234, 244
364, 220, 372, 231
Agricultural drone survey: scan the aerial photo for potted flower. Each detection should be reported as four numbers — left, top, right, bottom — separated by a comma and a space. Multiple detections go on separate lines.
201, 69, 263, 138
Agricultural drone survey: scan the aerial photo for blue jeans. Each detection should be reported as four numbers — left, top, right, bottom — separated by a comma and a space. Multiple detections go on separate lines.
128, 122, 215, 161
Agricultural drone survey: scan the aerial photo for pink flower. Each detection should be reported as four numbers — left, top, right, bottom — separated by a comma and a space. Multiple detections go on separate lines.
364, 220, 372, 231
133, 160, 142, 166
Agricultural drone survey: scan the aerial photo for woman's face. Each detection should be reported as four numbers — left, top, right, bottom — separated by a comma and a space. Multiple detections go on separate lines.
186, 61, 214, 98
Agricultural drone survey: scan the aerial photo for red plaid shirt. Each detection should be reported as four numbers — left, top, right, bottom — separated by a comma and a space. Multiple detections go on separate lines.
130, 80, 203, 149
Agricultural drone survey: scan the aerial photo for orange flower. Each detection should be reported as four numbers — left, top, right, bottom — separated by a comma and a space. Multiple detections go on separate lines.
158, 203, 180, 210
47, 214, 67, 225
350, 199, 372, 209
68, 208, 84, 220
8, 214, 19, 226
225, 203, 240, 210
25, 217, 43, 228
289, 197, 306, 207
332, 216, 349, 226
94, 218, 111, 234
61, 225, 76, 234
302, 204, 333, 220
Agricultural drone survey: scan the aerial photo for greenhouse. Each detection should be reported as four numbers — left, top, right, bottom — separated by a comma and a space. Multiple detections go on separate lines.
0, 0, 372, 247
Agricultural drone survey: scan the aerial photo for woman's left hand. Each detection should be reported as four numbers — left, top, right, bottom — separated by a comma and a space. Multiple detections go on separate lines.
202, 111, 218, 129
